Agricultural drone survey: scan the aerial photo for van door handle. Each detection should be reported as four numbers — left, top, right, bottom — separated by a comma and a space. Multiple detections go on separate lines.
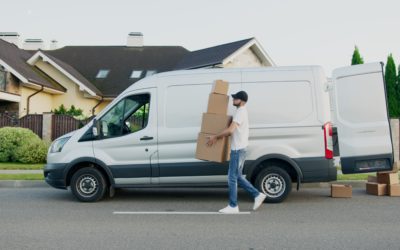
140, 136, 154, 141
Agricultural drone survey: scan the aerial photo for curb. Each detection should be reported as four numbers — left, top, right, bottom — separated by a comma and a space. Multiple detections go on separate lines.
302, 180, 367, 188
0, 180, 367, 189
0, 180, 48, 188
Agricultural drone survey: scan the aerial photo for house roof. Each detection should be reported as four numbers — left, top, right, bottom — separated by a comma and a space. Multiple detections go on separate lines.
0, 37, 274, 99
30, 51, 102, 96
174, 38, 254, 70
47, 46, 189, 97
0, 39, 66, 92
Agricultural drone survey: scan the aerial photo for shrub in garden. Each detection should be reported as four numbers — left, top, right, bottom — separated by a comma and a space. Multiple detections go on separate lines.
0, 127, 48, 163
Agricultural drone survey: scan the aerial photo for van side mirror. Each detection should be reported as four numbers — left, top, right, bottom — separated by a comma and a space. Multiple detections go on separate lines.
92, 118, 99, 138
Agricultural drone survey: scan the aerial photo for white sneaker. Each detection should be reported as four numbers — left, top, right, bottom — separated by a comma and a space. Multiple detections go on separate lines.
253, 193, 267, 210
218, 205, 240, 214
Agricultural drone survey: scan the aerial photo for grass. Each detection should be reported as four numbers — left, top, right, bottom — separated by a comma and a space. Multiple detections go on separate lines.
0, 174, 44, 180
337, 172, 400, 181
337, 173, 371, 181
0, 163, 44, 170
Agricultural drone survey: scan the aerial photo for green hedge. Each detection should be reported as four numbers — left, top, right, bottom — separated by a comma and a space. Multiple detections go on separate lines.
0, 127, 49, 163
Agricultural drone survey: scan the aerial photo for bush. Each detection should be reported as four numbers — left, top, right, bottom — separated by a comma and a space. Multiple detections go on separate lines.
0, 127, 48, 163
53, 104, 83, 117
14, 139, 48, 164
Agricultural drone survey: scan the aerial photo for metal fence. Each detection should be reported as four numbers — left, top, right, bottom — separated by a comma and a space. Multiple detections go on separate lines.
0, 113, 92, 140
51, 115, 92, 141
0, 113, 43, 138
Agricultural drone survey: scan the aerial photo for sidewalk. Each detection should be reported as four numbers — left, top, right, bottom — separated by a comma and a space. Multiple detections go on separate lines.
0, 170, 42, 174
0, 180, 367, 188
0, 169, 367, 188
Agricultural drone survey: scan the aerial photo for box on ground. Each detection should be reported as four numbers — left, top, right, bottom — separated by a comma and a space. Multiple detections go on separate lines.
377, 172, 399, 185
366, 182, 387, 196
195, 132, 230, 163
207, 93, 229, 115
367, 175, 377, 183
331, 184, 352, 198
388, 184, 400, 197
211, 80, 229, 95
200, 113, 232, 134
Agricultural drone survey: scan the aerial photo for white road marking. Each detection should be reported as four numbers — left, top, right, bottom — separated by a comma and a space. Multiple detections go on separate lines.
113, 211, 251, 215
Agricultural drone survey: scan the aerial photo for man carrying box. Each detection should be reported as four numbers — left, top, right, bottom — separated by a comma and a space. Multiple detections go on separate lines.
207, 91, 267, 213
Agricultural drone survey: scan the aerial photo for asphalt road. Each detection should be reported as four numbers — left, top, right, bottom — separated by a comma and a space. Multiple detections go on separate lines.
0, 186, 399, 250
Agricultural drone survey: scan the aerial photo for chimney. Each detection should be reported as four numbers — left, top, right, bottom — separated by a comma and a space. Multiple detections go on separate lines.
23, 38, 44, 50
127, 32, 143, 47
0, 32, 20, 47
49, 40, 58, 50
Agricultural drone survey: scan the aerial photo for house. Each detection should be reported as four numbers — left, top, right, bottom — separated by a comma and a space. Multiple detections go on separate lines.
0, 32, 275, 118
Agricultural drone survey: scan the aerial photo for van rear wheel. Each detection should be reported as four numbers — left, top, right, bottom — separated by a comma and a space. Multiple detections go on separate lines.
255, 166, 292, 203
70, 167, 107, 202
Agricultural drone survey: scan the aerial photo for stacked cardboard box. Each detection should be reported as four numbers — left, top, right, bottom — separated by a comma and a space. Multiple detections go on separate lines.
331, 184, 352, 198
366, 162, 400, 196
196, 80, 232, 163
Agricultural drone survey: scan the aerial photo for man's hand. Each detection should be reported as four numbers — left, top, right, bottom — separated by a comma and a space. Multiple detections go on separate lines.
205, 122, 238, 147
206, 135, 218, 147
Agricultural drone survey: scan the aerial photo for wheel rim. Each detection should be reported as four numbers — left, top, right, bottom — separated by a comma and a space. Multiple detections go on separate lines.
261, 173, 286, 198
76, 175, 98, 197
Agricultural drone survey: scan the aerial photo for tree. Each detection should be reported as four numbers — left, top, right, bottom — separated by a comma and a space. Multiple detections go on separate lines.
397, 65, 400, 115
385, 54, 398, 117
351, 46, 364, 65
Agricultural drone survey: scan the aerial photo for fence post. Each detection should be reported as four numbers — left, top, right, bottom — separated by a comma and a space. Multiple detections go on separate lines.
42, 112, 53, 143
390, 119, 399, 163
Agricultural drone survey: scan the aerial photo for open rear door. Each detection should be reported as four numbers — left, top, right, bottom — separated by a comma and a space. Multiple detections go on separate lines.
332, 62, 394, 174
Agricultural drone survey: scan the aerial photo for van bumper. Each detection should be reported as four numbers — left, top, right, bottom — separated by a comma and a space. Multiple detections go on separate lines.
43, 163, 68, 189
294, 157, 337, 183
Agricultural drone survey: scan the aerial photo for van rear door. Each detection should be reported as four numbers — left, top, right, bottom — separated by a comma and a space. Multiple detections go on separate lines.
331, 62, 394, 174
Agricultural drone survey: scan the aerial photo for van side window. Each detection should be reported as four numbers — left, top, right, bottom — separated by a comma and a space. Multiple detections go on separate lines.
99, 94, 150, 138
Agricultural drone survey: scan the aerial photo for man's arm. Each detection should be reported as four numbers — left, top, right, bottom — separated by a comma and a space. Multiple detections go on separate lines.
206, 122, 238, 146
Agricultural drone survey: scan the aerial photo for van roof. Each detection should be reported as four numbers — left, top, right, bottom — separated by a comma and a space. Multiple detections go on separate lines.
125, 65, 325, 93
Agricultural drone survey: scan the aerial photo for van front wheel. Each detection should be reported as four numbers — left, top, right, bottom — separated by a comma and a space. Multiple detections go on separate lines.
255, 166, 292, 203
70, 167, 107, 202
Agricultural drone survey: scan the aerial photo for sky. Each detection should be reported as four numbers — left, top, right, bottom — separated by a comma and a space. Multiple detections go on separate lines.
2, 0, 400, 74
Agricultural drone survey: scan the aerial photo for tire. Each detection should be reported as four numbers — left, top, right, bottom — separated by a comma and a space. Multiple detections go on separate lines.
255, 166, 292, 203
70, 167, 108, 202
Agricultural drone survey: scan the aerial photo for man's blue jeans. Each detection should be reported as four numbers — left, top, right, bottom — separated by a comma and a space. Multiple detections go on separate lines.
228, 149, 260, 207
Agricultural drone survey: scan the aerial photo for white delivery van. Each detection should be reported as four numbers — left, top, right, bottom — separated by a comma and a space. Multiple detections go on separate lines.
44, 62, 394, 202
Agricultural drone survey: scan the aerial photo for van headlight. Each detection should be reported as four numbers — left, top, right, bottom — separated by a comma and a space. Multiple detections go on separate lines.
50, 137, 71, 153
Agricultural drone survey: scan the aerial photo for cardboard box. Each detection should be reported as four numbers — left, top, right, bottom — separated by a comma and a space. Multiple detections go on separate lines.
366, 182, 387, 196
388, 184, 400, 197
195, 132, 230, 163
211, 80, 229, 95
207, 93, 229, 115
392, 161, 399, 172
378, 161, 399, 174
331, 184, 352, 198
200, 113, 232, 134
367, 175, 377, 183
377, 172, 399, 185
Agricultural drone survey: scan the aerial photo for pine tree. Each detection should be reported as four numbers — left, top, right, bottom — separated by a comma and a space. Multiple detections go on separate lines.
385, 54, 398, 117
396, 65, 400, 116
351, 46, 364, 65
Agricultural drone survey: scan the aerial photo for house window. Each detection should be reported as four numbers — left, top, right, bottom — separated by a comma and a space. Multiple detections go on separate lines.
145, 70, 157, 77
96, 69, 109, 79
130, 70, 142, 78
0, 69, 6, 91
